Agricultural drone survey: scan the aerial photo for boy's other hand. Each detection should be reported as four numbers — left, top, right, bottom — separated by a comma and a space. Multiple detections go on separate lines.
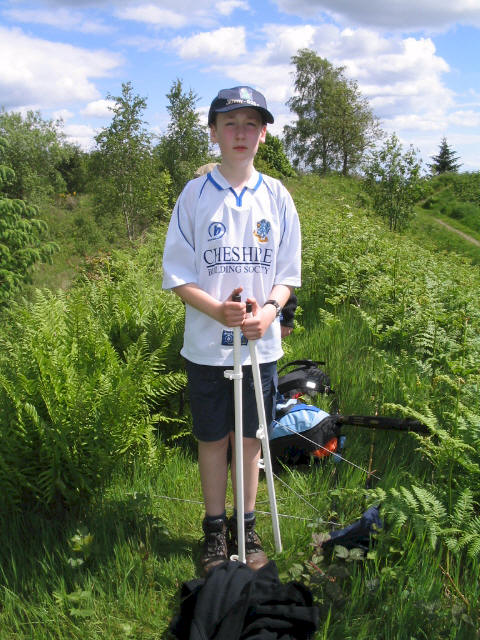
219, 287, 245, 326
281, 325, 293, 338
241, 297, 276, 340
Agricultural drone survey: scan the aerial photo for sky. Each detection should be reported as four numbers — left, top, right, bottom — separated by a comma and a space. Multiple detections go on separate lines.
1, 0, 480, 172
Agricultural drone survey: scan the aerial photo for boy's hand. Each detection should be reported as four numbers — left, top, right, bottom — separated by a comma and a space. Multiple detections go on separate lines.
219, 287, 245, 327
241, 297, 276, 340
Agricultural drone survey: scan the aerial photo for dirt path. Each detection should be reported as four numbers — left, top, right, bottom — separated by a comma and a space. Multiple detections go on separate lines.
433, 218, 480, 247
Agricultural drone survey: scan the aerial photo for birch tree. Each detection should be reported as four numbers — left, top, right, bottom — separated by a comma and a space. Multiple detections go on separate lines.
284, 49, 381, 175
94, 82, 171, 241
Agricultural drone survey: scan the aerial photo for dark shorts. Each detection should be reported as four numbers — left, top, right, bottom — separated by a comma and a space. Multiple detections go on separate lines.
185, 359, 278, 442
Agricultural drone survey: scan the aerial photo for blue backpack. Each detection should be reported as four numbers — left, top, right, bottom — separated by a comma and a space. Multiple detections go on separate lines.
269, 399, 340, 468
271, 361, 427, 469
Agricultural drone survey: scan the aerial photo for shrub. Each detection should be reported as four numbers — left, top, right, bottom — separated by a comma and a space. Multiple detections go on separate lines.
0, 109, 70, 204
448, 202, 480, 230
0, 137, 59, 306
254, 132, 296, 179
0, 255, 186, 515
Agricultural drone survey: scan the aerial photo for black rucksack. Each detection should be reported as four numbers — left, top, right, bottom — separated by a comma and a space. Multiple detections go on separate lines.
270, 399, 340, 468
272, 359, 427, 470
277, 360, 333, 398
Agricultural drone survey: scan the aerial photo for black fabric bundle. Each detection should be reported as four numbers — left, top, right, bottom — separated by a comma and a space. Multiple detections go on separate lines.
170, 560, 319, 640
279, 293, 297, 328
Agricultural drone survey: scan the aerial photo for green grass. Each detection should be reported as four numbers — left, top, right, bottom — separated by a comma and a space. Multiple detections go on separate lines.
2, 310, 477, 638
2, 437, 475, 639
418, 172, 480, 260
25, 193, 129, 297
2, 174, 480, 638
0, 448, 353, 639
411, 207, 480, 266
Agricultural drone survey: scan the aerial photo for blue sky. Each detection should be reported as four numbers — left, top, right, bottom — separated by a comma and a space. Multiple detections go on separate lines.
1, 0, 479, 171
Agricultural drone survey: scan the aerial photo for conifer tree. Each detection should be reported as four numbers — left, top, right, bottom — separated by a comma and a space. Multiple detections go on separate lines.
0, 137, 58, 305
428, 137, 462, 174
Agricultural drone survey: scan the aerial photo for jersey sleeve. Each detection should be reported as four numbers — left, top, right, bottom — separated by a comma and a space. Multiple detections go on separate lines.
162, 185, 198, 290
275, 186, 302, 287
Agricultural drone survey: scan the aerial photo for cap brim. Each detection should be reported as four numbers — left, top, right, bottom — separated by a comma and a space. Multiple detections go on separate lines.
211, 103, 274, 124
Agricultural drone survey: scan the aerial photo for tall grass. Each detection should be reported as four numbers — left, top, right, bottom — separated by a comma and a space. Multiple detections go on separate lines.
1, 174, 479, 638
412, 206, 480, 265
25, 193, 129, 297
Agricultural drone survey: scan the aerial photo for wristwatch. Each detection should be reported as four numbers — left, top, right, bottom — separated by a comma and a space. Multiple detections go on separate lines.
263, 299, 281, 317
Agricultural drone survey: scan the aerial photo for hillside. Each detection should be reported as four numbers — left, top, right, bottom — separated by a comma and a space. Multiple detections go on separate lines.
415, 172, 480, 263
1, 174, 479, 638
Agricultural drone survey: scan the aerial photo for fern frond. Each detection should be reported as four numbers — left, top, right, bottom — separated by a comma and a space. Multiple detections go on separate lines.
452, 488, 474, 527
462, 517, 480, 560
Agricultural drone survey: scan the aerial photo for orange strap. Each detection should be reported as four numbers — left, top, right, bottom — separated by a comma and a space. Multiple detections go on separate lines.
312, 437, 338, 459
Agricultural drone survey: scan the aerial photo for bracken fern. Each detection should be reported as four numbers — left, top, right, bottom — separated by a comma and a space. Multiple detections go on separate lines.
0, 247, 187, 515
373, 485, 480, 560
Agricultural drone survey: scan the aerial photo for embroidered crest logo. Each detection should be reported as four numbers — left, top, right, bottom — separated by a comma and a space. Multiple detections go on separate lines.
208, 221, 226, 241
240, 87, 253, 101
253, 219, 270, 243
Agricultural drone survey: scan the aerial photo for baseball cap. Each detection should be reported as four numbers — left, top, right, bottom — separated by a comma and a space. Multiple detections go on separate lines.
208, 86, 274, 125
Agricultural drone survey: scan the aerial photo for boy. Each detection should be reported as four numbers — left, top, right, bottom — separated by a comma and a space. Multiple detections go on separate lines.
162, 86, 301, 573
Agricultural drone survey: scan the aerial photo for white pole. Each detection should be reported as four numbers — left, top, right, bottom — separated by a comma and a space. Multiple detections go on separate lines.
224, 300, 246, 563
248, 337, 283, 553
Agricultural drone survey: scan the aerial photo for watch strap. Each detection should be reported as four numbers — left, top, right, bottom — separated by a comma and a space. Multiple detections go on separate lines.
264, 299, 281, 317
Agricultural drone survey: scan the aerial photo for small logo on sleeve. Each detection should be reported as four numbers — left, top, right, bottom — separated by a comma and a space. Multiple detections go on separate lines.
253, 218, 270, 243
222, 330, 248, 346
208, 221, 226, 241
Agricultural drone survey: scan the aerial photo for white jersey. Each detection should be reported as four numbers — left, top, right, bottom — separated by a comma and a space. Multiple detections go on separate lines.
162, 166, 301, 366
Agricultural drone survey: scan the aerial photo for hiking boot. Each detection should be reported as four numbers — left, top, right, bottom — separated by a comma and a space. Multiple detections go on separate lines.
228, 515, 268, 571
200, 517, 228, 574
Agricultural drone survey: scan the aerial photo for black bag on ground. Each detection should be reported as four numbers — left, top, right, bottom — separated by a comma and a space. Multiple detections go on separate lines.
277, 359, 333, 397
170, 560, 319, 640
270, 399, 340, 468
323, 506, 382, 552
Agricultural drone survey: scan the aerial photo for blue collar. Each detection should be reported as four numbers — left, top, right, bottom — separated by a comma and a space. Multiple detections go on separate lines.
207, 166, 263, 206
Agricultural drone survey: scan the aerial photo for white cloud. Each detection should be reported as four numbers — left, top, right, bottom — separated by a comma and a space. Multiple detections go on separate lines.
448, 109, 480, 127
203, 21, 469, 172
52, 108, 74, 122
329, 36, 454, 122
382, 113, 445, 132
115, 4, 188, 28
259, 24, 319, 63
4, 8, 113, 34
273, 0, 480, 31
113, 0, 245, 29
63, 123, 98, 150
215, 0, 249, 15
172, 27, 246, 59
80, 20, 114, 34
209, 24, 454, 128
120, 35, 166, 51
0, 27, 122, 110
81, 99, 115, 118
342, 37, 449, 83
